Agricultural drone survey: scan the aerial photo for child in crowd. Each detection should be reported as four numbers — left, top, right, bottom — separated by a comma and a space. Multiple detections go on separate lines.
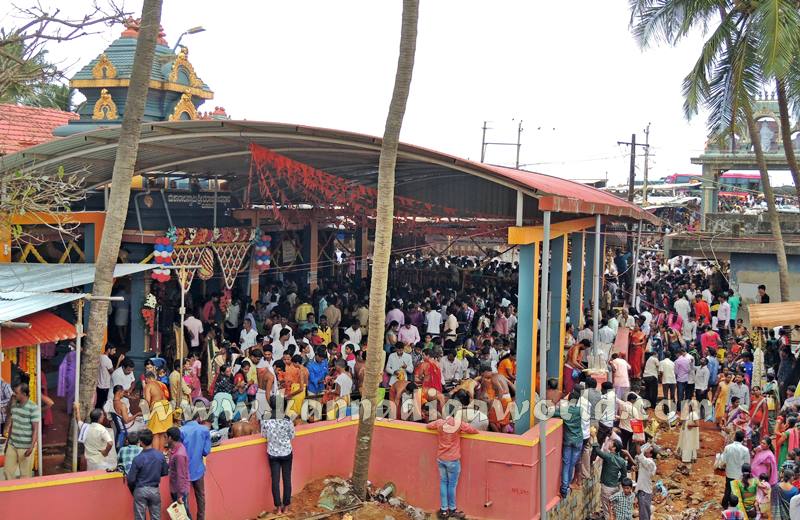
117, 431, 142, 475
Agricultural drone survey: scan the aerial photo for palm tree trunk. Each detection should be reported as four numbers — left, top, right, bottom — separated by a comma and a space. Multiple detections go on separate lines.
351, 0, 419, 499
744, 102, 791, 301
776, 79, 800, 207
71, 0, 163, 455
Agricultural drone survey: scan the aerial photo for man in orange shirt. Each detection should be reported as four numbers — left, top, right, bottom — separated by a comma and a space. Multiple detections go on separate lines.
692, 294, 711, 326
426, 415, 478, 519
497, 348, 516, 383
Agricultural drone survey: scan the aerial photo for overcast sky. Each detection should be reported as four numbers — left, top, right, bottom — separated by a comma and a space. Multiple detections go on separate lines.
5, 0, 771, 185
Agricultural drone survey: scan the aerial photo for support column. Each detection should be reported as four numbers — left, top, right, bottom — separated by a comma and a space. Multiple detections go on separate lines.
568, 232, 584, 329
548, 234, 568, 388
583, 229, 595, 312
249, 214, 261, 304
309, 220, 319, 291
701, 164, 719, 231
514, 242, 540, 433
592, 215, 602, 361
538, 211, 551, 520
127, 272, 147, 370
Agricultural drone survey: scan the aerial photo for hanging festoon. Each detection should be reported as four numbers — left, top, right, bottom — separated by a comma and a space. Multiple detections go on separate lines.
254, 234, 272, 271
141, 293, 157, 336
151, 236, 174, 282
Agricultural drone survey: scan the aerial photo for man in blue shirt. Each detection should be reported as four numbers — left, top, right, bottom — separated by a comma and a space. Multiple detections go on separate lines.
181, 412, 212, 520
306, 347, 330, 397
127, 429, 168, 520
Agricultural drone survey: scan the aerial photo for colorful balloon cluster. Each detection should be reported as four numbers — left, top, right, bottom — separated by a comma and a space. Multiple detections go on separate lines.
151, 237, 174, 282
254, 234, 272, 270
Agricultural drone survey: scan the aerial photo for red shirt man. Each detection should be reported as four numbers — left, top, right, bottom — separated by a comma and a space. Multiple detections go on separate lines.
693, 296, 711, 326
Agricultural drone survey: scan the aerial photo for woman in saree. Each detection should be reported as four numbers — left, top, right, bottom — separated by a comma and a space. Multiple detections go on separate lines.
731, 463, 759, 519
628, 320, 647, 380
751, 437, 779, 486
771, 469, 799, 519
775, 414, 791, 467
715, 372, 732, 429
750, 386, 770, 441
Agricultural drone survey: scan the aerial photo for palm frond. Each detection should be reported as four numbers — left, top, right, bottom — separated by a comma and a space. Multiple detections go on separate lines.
681, 10, 737, 119
751, 0, 800, 80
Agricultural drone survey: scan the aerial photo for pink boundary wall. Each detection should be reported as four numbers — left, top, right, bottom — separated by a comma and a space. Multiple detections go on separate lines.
0, 418, 563, 520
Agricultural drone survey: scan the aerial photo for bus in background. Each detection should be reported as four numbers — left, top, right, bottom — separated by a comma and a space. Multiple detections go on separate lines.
662, 172, 761, 199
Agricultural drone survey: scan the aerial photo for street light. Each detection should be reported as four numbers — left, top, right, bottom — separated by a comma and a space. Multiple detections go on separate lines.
173, 26, 206, 51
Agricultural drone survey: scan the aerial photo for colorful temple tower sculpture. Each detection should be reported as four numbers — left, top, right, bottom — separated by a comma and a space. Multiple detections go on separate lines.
54, 17, 214, 136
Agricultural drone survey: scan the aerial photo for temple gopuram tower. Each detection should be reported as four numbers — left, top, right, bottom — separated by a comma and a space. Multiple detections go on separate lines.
55, 18, 213, 136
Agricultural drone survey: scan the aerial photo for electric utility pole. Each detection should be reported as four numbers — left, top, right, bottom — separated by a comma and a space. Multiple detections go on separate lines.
642, 123, 651, 206
481, 119, 524, 168
618, 132, 650, 253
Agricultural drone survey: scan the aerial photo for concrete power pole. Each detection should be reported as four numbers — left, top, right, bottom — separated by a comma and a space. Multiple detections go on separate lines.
643, 123, 651, 206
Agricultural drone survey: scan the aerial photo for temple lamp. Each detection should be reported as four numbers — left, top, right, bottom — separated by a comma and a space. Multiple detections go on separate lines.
173, 26, 206, 51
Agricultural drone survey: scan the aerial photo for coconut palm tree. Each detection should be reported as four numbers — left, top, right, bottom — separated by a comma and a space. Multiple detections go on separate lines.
630, 0, 793, 301
77, 0, 164, 431
351, 0, 419, 499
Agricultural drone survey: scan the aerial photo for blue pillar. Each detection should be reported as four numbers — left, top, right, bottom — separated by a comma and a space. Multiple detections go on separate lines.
515, 243, 535, 433
548, 235, 568, 387
583, 230, 595, 311
127, 272, 148, 370
569, 232, 584, 329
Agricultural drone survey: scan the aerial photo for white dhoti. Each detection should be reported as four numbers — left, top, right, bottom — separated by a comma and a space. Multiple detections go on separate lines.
255, 389, 270, 419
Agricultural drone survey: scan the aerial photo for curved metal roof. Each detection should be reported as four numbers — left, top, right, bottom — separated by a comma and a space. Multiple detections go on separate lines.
0, 120, 659, 225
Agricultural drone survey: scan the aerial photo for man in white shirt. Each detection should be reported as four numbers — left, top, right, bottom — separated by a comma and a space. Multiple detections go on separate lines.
183, 310, 204, 349
425, 304, 442, 337
596, 381, 617, 446
674, 295, 690, 327
343, 320, 362, 347
658, 356, 676, 406
635, 444, 657, 520
76, 407, 116, 471
270, 316, 292, 344
239, 317, 258, 351
694, 358, 710, 402
440, 351, 467, 384
385, 344, 413, 385
721, 430, 751, 508
272, 328, 296, 361
716, 295, 731, 342
640, 308, 653, 335
96, 344, 116, 407
443, 308, 459, 341
597, 319, 616, 365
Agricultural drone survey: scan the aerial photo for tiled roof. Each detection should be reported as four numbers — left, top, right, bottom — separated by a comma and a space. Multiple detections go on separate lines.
0, 104, 78, 155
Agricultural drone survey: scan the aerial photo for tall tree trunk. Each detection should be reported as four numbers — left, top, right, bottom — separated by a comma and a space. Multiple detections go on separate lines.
351, 0, 419, 499
71, 0, 163, 454
744, 102, 791, 302
776, 79, 800, 207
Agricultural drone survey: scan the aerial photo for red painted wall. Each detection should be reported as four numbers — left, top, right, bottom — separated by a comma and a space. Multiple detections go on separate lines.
0, 419, 562, 520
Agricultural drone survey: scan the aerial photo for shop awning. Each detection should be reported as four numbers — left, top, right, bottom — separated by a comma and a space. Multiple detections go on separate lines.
0, 263, 155, 322
748, 302, 800, 328
0, 311, 77, 349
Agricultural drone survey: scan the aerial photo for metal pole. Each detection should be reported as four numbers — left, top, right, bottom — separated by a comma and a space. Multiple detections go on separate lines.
515, 120, 523, 169
36, 343, 43, 476
178, 266, 187, 379
592, 215, 601, 358
72, 299, 84, 473
642, 124, 650, 206
627, 133, 637, 203
480, 121, 488, 162
538, 210, 551, 520
630, 220, 643, 310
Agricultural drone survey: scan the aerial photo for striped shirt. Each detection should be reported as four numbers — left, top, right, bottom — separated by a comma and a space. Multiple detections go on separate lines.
10, 399, 40, 449
610, 491, 634, 520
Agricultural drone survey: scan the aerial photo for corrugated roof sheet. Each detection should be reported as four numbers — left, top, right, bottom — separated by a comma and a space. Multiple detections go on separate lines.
0, 311, 77, 349
747, 302, 800, 328
0, 263, 154, 293
0, 104, 78, 155
0, 120, 659, 225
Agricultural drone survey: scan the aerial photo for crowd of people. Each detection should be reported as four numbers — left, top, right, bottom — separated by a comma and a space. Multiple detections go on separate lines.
7, 243, 800, 519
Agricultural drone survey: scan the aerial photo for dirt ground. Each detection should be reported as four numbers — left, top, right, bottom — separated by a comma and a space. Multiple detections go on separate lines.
650, 421, 726, 520
252, 478, 416, 520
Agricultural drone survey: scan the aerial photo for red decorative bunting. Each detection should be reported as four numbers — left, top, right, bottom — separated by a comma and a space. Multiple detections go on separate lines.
246, 144, 511, 237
